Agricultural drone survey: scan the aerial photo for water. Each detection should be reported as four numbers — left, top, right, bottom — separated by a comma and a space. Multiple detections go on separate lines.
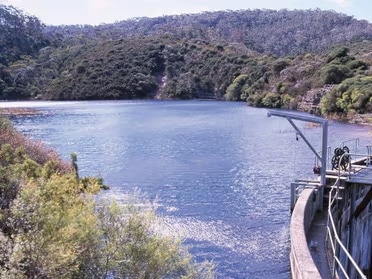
3, 100, 372, 278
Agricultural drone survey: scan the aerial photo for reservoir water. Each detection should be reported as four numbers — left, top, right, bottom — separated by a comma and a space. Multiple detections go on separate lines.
3, 100, 372, 278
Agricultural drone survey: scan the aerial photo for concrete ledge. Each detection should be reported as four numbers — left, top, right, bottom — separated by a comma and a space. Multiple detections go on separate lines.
290, 188, 322, 279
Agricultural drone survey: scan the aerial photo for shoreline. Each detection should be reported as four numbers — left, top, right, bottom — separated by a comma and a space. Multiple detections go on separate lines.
1, 100, 372, 127
0, 107, 42, 116
345, 113, 372, 126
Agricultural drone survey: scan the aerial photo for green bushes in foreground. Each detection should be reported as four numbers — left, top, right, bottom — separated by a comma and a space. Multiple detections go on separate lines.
0, 116, 214, 279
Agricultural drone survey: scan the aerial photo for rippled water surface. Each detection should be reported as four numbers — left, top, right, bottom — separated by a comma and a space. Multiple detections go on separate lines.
4, 100, 372, 278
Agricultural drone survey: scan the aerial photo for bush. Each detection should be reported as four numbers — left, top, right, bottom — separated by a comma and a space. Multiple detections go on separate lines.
272, 59, 290, 76
2, 173, 214, 278
326, 47, 349, 63
261, 92, 282, 108
321, 76, 372, 115
0, 118, 215, 278
320, 64, 351, 84
347, 59, 367, 70
224, 74, 247, 101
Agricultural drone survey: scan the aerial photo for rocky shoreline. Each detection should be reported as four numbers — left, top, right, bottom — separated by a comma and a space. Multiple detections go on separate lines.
346, 113, 372, 126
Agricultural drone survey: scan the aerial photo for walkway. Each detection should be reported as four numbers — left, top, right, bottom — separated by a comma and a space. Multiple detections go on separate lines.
307, 208, 332, 279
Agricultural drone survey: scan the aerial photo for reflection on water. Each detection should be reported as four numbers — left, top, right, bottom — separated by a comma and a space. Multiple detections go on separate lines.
6, 100, 372, 279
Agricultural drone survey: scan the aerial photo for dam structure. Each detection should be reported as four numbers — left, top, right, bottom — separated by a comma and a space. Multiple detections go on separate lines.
268, 110, 372, 279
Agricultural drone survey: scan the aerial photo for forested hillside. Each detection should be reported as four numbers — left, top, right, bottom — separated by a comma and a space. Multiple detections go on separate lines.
1, 4, 372, 119
46, 9, 372, 56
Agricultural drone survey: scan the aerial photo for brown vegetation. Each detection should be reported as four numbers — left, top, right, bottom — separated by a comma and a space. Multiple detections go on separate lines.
0, 107, 41, 115
0, 115, 70, 172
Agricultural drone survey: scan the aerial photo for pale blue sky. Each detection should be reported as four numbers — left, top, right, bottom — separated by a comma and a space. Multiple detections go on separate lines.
1, 0, 371, 25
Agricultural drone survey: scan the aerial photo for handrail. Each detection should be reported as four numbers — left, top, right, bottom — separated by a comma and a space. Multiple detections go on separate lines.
315, 146, 332, 169
325, 152, 367, 279
290, 180, 321, 211
326, 189, 367, 278
339, 138, 359, 154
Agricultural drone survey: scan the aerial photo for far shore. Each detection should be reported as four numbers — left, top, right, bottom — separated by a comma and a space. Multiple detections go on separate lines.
1, 100, 372, 127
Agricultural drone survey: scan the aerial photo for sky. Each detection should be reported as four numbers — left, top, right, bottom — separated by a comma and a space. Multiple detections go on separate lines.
1, 0, 371, 26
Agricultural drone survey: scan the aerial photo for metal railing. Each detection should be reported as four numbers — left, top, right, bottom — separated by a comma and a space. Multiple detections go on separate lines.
290, 139, 369, 278
339, 138, 360, 154
290, 179, 320, 211
315, 146, 332, 170
325, 152, 368, 279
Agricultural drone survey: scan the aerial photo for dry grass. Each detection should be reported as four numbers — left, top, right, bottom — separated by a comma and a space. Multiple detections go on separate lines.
0, 107, 40, 116
0, 116, 71, 173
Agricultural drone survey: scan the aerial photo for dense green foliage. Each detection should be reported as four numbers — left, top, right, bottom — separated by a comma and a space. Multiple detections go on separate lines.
0, 116, 214, 278
37, 38, 274, 100
46, 9, 372, 56
321, 76, 372, 115
0, 5, 47, 65
0, 4, 372, 118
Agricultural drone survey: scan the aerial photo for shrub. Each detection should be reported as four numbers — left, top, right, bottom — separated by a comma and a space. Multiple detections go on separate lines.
347, 59, 367, 70
321, 76, 372, 115
261, 92, 282, 108
272, 58, 290, 76
320, 64, 351, 84
0, 117, 215, 278
224, 74, 247, 101
326, 47, 349, 63
1, 170, 214, 278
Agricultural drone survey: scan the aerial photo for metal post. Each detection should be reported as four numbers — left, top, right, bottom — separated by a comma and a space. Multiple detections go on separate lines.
319, 120, 328, 210
267, 110, 329, 211
290, 183, 297, 212
366, 145, 372, 166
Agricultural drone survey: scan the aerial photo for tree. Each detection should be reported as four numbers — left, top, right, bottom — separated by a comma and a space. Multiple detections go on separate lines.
261, 92, 282, 108
320, 64, 351, 84
224, 74, 247, 101
0, 5, 47, 65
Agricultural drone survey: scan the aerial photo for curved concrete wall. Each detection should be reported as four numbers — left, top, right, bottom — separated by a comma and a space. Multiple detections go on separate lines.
290, 188, 322, 279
